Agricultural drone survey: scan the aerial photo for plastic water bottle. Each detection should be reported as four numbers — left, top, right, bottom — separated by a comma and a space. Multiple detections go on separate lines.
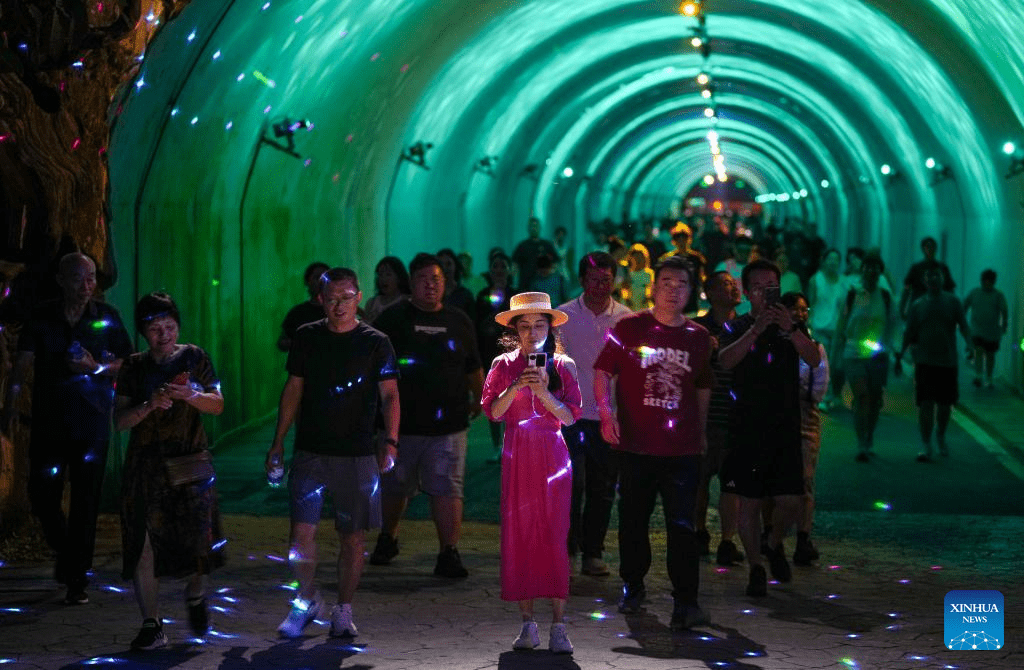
68, 341, 86, 362
268, 454, 285, 488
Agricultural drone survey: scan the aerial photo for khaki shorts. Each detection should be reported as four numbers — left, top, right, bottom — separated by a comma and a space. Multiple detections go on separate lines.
382, 431, 467, 498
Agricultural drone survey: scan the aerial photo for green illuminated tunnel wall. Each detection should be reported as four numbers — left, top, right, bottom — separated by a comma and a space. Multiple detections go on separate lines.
108, 0, 1024, 436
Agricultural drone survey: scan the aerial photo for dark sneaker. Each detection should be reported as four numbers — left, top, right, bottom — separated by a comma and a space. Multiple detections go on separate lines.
855, 451, 870, 463
715, 540, 744, 566
64, 588, 89, 605
670, 601, 710, 630
792, 538, 819, 566
187, 596, 209, 637
745, 565, 767, 597
696, 528, 711, 556
768, 544, 792, 583
434, 545, 469, 578
617, 582, 646, 614
369, 533, 399, 566
916, 451, 932, 463
131, 619, 168, 650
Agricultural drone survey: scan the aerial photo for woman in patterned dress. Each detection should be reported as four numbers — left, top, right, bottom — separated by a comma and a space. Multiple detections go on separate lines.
114, 292, 225, 650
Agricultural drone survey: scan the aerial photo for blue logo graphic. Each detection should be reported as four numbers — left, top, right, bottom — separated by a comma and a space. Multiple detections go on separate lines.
944, 590, 1003, 650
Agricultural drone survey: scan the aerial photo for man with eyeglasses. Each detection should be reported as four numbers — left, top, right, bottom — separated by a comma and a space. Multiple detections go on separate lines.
716, 259, 821, 597
268, 267, 400, 639
556, 252, 631, 576
371, 253, 484, 579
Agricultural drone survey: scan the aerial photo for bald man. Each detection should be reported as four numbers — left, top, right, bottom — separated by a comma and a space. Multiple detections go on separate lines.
3, 253, 133, 605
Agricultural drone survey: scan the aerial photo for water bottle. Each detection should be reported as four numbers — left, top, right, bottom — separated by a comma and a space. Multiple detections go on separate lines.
268, 454, 285, 488
68, 341, 86, 362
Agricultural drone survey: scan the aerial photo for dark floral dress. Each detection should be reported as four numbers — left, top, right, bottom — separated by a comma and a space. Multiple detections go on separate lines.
117, 344, 225, 580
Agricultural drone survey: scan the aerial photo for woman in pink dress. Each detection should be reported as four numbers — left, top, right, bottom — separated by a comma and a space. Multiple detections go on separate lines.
481, 292, 582, 654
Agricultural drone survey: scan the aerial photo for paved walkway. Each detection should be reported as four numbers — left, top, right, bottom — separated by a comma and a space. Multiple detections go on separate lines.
1, 373, 1022, 669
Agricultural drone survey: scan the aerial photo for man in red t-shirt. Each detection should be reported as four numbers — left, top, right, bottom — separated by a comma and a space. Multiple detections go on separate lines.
594, 255, 713, 631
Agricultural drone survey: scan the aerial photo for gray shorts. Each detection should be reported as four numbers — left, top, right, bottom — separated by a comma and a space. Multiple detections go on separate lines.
289, 451, 381, 533
383, 431, 467, 498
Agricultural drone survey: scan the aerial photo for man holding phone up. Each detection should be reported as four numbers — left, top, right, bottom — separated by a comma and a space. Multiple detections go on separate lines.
716, 259, 821, 597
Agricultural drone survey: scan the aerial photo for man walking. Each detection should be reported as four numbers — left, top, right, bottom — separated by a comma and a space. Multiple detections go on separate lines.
717, 259, 821, 597
371, 253, 484, 578
557, 252, 631, 576
267, 267, 400, 638
594, 255, 714, 630
4, 253, 133, 605
899, 267, 971, 461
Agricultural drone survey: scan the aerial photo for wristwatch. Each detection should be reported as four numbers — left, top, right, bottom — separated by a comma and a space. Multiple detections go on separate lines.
384, 437, 400, 449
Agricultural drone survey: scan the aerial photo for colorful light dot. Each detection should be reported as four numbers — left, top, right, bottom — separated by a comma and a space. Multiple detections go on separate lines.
371, 52, 381, 61
261, 1, 270, 9
190, 116, 199, 125
294, 15, 303, 23
873, 501, 891, 511
212, 50, 221, 60
170, 107, 180, 117
187, 29, 197, 43
225, 121, 233, 130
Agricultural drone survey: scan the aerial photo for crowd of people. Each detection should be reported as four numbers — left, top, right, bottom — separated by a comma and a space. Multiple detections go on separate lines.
0, 210, 1009, 655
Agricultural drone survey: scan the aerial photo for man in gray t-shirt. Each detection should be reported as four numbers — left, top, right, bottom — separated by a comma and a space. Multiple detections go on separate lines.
899, 268, 970, 462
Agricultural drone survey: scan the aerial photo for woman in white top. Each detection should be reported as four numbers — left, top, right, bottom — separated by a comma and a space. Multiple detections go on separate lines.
807, 249, 844, 409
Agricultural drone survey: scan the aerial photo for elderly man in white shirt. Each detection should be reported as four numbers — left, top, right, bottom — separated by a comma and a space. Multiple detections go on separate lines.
557, 252, 632, 576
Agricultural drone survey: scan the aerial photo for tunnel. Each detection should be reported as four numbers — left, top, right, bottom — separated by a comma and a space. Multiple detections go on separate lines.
106, 0, 1024, 435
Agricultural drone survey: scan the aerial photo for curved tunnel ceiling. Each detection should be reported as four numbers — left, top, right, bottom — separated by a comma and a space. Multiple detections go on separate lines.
106, 0, 1024, 426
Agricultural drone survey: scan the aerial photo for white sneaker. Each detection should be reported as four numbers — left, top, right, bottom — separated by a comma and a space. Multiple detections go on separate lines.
512, 620, 540, 650
329, 603, 359, 637
549, 622, 573, 654
277, 593, 323, 638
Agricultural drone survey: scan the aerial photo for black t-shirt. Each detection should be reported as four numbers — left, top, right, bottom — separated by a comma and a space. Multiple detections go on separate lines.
18, 299, 133, 441
719, 313, 800, 417
692, 312, 735, 427
286, 321, 398, 456
281, 301, 324, 340
374, 301, 482, 436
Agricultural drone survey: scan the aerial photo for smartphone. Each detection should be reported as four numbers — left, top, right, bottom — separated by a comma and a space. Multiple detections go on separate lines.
764, 286, 780, 305
528, 352, 548, 368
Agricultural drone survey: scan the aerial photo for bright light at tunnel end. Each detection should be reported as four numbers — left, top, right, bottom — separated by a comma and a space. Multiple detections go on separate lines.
1003, 142, 1016, 155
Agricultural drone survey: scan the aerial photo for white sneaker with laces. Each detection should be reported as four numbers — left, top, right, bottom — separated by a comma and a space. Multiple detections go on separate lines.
277, 593, 323, 638
512, 620, 540, 650
549, 622, 573, 654
329, 603, 359, 637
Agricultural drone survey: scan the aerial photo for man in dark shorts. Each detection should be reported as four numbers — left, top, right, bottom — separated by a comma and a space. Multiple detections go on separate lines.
267, 267, 400, 639
899, 237, 955, 318
371, 253, 484, 578
3, 252, 133, 605
717, 259, 822, 597
594, 255, 714, 630
277, 261, 328, 352
898, 267, 971, 462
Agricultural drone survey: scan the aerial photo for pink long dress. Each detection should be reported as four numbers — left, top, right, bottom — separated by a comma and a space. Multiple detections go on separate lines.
481, 350, 582, 601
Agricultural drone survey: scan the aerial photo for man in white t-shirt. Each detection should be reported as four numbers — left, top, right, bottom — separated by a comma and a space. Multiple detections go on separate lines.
557, 252, 631, 576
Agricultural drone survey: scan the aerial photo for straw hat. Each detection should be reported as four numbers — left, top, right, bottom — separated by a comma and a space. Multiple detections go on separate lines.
494, 292, 569, 327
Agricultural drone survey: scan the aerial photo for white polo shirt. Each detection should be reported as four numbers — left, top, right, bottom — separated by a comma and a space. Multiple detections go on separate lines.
557, 296, 632, 421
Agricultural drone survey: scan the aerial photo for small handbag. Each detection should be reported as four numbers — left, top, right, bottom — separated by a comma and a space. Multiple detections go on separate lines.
164, 450, 216, 486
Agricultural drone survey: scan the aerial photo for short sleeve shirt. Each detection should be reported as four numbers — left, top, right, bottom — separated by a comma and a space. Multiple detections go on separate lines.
904, 293, 966, 368
557, 296, 632, 421
692, 312, 735, 428
594, 312, 713, 456
287, 321, 398, 456
374, 301, 482, 436
18, 299, 133, 440
719, 313, 800, 417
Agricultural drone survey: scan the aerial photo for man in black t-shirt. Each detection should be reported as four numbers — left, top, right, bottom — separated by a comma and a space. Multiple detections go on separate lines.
512, 217, 560, 291
717, 260, 822, 598
899, 237, 955, 318
267, 268, 399, 639
3, 253, 133, 606
277, 261, 328, 352
370, 253, 484, 579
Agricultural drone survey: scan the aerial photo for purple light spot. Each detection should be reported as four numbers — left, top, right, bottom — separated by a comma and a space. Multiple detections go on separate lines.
266, 554, 286, 563
829, 565, 842, 570
715, 567, 728, 574
766, 352, 773, 364
898, 579, 911, 584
